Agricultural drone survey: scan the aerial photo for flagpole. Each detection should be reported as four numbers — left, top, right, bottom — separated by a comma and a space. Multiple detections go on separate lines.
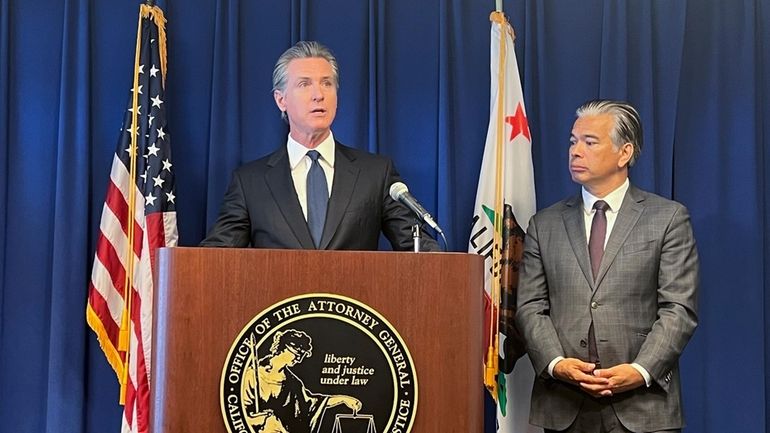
118, 3, 148, 405
491, 10, 507, 389
496, 0, 502, 12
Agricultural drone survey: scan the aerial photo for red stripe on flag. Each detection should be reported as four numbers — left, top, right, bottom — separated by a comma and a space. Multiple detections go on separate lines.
123, 374, 137, 430
145, 212, 166, 276
133, 223, 144, 259
104, 179, 146, 259
95, 232, 127, 298
145, 212, 166, 249
87, 282, 123, 350
130, 287, 150, 433
105, 180, 130, 235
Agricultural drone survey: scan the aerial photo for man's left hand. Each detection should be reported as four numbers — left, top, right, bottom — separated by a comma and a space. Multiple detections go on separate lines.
580, 363, 645, 397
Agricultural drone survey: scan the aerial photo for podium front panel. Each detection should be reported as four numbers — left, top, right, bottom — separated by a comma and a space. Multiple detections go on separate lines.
151, 248, 483, 433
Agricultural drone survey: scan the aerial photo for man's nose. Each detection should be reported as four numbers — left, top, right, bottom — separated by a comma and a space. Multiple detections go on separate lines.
570, 142, 583, 157
311, 84, 324, 101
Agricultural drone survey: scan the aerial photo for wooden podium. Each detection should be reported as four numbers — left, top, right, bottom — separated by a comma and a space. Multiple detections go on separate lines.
150, 247, 484, 433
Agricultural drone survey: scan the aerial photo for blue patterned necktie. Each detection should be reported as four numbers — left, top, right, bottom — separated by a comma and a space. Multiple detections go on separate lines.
305, 150, 328, 248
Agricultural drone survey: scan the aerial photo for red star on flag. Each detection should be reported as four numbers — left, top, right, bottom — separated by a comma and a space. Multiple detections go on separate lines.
505, 103, 530, 142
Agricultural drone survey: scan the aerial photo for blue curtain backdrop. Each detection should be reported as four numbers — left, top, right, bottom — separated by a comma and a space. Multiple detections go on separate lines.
0, 0, 768, 432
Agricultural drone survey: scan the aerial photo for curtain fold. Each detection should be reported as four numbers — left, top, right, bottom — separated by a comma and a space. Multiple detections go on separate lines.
754, 1, 770, 429
366, 0, 381, 154
44, 0, 91, 431
0, 0, 10, 344
205, 0, 242, 225
436, 0, 457, 249
0, 0, 768, 432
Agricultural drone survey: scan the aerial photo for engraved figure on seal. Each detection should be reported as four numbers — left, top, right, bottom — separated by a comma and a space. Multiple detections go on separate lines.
240, 329, 362, 433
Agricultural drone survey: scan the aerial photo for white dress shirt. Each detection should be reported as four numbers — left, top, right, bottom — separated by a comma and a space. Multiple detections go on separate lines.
287, 132, 336, 220
580, 178, 629, 249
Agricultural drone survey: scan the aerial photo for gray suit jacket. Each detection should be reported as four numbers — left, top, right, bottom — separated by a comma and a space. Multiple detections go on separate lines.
200, 141, 439, 251
515, 184, 699, 432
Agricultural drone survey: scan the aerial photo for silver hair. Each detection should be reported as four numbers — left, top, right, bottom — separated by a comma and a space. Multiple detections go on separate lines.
576, 100, 643, 167
272, 41, 339, 122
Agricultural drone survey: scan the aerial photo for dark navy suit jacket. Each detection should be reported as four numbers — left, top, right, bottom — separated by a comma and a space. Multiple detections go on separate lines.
201, 141, 439, 251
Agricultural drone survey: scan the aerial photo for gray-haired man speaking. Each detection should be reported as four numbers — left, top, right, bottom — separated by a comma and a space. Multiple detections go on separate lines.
201, 41, 437, 251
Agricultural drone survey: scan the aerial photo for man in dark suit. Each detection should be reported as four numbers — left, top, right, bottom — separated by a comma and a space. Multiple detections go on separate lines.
201, 41, 438, 251
516, 100, 699, 432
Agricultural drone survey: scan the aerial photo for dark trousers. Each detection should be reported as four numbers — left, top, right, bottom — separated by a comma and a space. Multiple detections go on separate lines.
544, 397, 681, 433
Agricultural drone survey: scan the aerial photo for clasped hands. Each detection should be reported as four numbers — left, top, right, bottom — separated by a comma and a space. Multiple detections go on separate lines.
552, 358, 644, 398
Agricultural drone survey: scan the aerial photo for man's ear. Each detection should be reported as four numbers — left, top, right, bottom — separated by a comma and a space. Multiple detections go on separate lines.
274, 89, 286, 112
618, 142, 634, 167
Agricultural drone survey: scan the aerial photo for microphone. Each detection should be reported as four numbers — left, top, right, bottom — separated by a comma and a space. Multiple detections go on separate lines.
389, 182, 444, 234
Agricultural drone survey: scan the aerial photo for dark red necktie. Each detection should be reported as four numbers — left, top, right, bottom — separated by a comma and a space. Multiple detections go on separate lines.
589, 200, 609, 279
587, 200, 609, 366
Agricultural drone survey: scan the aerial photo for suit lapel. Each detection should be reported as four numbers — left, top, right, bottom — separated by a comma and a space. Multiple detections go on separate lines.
594, 185, 645, 287
319, 143, 360, 249
264, 148, 315, 249
562, 195, 595, 288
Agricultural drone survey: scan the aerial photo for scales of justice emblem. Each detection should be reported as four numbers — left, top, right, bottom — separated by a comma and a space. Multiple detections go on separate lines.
220, 294, 418, 433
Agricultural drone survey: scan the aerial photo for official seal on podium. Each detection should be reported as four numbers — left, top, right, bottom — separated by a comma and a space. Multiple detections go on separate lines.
220, 293, 418, 433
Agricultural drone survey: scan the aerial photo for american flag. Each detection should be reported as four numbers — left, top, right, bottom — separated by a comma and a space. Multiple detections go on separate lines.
86, 5, 177, 433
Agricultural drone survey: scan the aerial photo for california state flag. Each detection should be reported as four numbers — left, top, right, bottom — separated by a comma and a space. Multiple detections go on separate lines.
467, 11, 540, 433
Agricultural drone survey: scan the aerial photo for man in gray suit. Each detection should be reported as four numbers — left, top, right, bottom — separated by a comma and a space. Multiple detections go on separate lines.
201, 41, 438, 251
516, 100, 698, 432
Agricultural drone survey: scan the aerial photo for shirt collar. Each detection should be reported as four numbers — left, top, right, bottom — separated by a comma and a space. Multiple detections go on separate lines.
581, 178, 630, 214
287, 131, 336, 169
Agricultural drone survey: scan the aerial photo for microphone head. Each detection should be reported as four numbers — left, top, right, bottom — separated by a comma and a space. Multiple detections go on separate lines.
389, 182, 409, 201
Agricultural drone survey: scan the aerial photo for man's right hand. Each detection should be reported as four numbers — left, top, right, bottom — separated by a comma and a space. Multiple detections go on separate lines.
552, 358, 610, 398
